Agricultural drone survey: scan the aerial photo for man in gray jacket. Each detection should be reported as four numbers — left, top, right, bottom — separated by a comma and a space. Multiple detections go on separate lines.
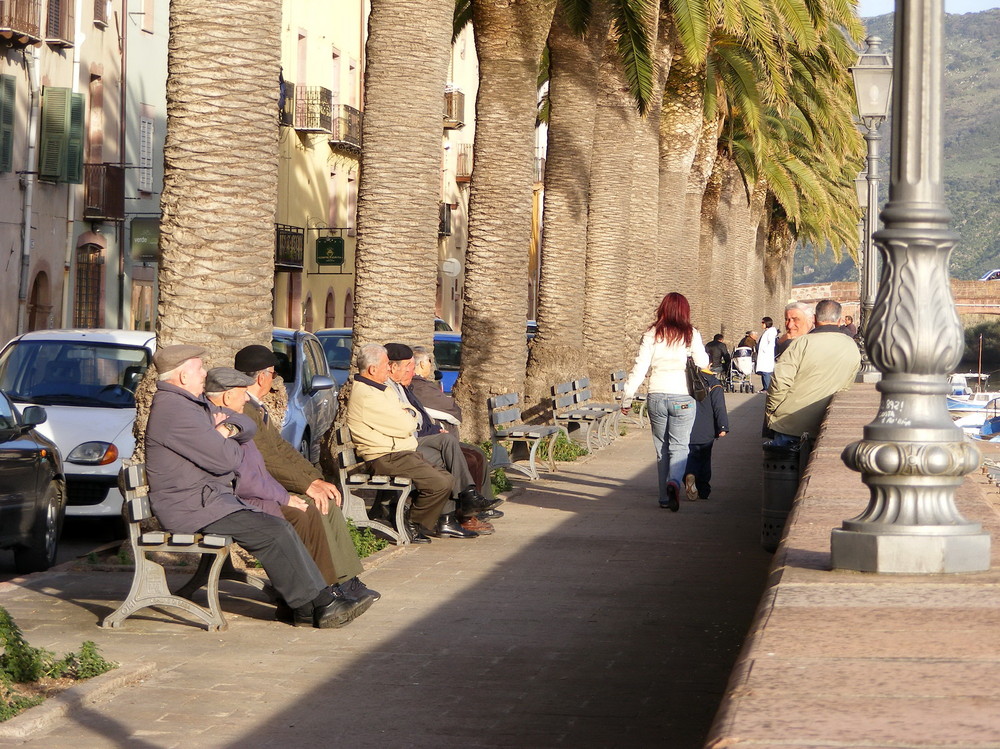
145, 344, 364, 629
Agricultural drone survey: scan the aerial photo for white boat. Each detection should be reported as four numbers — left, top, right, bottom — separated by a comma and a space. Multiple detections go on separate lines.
970, 398, 1000, 443
947, 373, 1000, 413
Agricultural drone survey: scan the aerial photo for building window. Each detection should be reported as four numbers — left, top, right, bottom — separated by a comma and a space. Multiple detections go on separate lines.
131, 280, 153, 331
93, 0, 107, 27
324, 291, 336, 328
38, 87, 84, 183
46, 0, 75, 45
0, 75, 15, 172
343, 291, 354, 328
74, 244, 104, 328
138, 111, 154, 192
346, 169, 357, 236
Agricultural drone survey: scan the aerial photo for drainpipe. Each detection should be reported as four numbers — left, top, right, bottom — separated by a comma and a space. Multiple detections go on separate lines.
16, 44, 41, 335
62, 0, 86, 327
117, 0, 128, 328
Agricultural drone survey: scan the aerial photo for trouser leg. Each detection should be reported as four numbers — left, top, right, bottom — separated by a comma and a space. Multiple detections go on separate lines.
646, 394, 670, 502
368, 451, 452, 528
459, 443, 492, 499
417, 432, 474, 496
202, 511, 325, 609
315, 499, 363, 584
279, 503, 338, 586
664, 396, 697, 487
686, 442, 714, 499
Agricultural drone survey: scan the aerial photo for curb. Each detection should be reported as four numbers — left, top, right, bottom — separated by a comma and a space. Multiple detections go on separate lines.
0, 662, 157, 740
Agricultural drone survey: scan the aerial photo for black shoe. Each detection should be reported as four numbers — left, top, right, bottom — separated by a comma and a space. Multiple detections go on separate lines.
275, 598, 294, 624
404, 520, 432, 544
477, 508, 504, 520
659, 481, 680, 512
310, 591, 373, 629
342, 576, 381, 603
431, 512, 478, 539
458, 488, 495, 514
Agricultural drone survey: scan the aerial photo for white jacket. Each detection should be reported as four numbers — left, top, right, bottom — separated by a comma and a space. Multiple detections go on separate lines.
623, 327, 709, 400
756, 326, 778, 373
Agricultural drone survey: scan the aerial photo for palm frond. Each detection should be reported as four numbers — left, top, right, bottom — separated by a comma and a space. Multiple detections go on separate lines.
610, 0, 659, 115
453, 0, 473, 43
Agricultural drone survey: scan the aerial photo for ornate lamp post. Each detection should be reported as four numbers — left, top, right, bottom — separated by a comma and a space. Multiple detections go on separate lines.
832, 7, 990, 572
850, 38, 892, 379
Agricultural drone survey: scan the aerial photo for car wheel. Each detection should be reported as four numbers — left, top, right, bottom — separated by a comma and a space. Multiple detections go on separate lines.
14, 481, 64, 574
299, 431, 312, 463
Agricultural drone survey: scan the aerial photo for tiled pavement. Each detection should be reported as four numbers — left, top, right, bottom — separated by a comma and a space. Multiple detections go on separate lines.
0, 393, 773, 748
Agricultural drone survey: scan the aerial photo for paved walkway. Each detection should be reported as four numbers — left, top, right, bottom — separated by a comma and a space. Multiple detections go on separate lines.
0, 394, 772, 748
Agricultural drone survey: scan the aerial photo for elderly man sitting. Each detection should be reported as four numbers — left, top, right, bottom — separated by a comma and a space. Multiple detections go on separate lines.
145, 344, 362, 629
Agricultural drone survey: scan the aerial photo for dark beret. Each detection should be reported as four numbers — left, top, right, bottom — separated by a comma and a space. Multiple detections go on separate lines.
205, 367, 255, 392
152, 344, 206, 373
234, 344, 279, 374
384, 343, 414, 362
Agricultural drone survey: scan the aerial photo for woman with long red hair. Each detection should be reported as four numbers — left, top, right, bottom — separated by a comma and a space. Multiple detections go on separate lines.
621, 292, 709, 511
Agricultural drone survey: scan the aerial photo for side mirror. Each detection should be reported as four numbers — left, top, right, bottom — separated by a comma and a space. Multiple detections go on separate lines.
434, 369, 443, 382
21, 405, 47, 428
309, 374, 335, 393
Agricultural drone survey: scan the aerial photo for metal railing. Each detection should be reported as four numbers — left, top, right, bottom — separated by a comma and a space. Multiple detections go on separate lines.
330, 104, 362, 149
455, 143, 473, 181
83, 164, 125, 221
294, 86, 333, 132
275, 223, 304, 269
438, 203, 452, 236
444, 89, 465, 129
0, 0, 42, 42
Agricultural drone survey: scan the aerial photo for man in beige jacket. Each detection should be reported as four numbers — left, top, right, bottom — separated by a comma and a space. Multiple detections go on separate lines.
765, 299, 861, 446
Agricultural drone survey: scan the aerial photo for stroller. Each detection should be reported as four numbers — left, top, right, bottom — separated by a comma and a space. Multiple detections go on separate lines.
728, 346, 756, 393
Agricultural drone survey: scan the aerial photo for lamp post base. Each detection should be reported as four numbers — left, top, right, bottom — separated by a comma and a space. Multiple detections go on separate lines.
831, 526, 990, 573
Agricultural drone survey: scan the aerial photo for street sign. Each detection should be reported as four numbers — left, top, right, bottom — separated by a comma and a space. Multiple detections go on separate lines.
316, 236, 345, 266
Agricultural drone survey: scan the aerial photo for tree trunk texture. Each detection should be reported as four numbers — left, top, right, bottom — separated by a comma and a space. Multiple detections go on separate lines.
453, 0, 558, 443
353, 0, 453, 354
765, 214, 796, 312
684, 115, 721, 330
524, 1, 611, 420
157, 0, 282, 366
584, 29, 639, 395
745, 179, 770, 330
656, 49, 704, 296
697, 149, 726, 337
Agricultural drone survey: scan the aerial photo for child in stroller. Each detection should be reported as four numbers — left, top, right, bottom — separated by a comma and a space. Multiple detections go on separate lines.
728, 332, 756, 393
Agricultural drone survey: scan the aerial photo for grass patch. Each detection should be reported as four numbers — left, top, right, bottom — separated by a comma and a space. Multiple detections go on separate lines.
539, 431, 589, 462
347, 519, 389, 558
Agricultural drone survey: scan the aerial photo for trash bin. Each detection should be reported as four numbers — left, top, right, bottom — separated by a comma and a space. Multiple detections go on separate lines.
761, 444, 804, 553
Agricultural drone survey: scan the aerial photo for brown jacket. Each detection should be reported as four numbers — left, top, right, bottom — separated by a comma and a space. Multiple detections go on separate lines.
242, 396, 322, 495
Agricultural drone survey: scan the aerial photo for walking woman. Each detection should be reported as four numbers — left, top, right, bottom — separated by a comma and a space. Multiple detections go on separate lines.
621, 292, 709, 511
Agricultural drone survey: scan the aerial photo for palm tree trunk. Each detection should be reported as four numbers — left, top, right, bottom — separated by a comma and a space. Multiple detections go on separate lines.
158, 0, 282, 363
353, 0, 453, 352
684, 115, 721, 329
525, 1, 611, 417
698, 149, 726, 336
453, 0, 558, 443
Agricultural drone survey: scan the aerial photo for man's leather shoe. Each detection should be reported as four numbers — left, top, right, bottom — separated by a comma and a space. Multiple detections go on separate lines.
342, 576, 381, 603
460, 515, 495, 535
432, 512, 478, 538
458, 488, 503, 514
477, 508, 504, 520
404, 520, 432, 544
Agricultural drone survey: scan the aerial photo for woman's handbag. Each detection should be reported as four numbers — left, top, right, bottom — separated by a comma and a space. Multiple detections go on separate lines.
686, 357, 709, 402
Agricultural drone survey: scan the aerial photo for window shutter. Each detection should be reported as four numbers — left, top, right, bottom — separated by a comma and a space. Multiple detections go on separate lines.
65, 93, 84, 183
38, 87, 70, 181
138, 115, 153, 191
0, 75, 15, 173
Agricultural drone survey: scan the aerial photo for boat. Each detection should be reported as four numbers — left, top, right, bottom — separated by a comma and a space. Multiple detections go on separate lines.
947, 373, 1000, 414
971, 398, 1000, 443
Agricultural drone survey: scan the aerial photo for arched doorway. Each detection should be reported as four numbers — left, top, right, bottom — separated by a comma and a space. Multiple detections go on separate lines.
27, 271, 52, 331
325, 290, 336, 328
74, 232, 107, 328
343, 291, 354, 328
303, 293, 314, 332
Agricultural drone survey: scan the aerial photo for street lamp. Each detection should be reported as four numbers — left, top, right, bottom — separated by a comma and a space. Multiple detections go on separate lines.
832, 7, 990, 573
850, 37, 893, 374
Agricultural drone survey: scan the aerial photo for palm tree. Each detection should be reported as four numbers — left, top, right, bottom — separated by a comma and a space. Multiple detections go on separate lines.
451, 0, 559, 442
157, 0, 284, 363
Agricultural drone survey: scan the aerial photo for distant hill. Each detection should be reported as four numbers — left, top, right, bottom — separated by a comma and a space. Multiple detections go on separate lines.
794, 9, 1000, 284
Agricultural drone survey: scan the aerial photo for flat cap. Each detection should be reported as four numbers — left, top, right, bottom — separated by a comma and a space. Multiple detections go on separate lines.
384, 343, 414, 362
205, 367, 255, 392
234, 344, 279, 374
153, 344, 206, 373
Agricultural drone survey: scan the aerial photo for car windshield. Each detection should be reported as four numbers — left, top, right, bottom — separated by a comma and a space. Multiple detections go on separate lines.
0, 340, 150, 408
434, 339, 461, 370
318, 334, 352, 370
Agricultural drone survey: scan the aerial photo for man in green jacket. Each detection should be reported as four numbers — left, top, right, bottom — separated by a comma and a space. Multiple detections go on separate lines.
765, 299, 861, 446
234, 344, 378, 603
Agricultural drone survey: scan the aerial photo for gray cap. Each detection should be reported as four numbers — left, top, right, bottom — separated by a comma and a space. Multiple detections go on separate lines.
153, 344, 206, 373
205, 366, 255, 392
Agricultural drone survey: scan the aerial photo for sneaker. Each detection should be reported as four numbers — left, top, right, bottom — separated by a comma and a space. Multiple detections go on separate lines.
660, 481, 680, 512
684, 474, 698, 501
341, 576, 381, 603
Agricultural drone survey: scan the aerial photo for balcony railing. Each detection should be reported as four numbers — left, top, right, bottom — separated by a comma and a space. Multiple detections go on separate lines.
83, 164, 125, 221
455, 143, 473, 182
444, 89, 465, 130
279, 81, 295, 126
329, 104, 362, 153
0, 0, 42, 45
294, 86, 333, 133
438, 203, 452, 236
275, 223, 304, 270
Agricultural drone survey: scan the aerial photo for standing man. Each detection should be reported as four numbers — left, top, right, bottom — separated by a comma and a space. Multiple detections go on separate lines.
233, 344, 377, 602
765, 299, 861, 447
756, 317, 778, 392
145, 344, 361, 629
705, 334, 731, 378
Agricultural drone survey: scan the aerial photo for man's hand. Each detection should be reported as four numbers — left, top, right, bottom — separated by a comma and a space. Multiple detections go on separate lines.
717, 430, 728, 438
288, 495, 309, 512
305, 479, 342, 513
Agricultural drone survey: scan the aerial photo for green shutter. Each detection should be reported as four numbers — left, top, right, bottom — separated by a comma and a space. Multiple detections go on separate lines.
0, 75, 14, 173
38, 87, 70, 181
65, 93, 84, 183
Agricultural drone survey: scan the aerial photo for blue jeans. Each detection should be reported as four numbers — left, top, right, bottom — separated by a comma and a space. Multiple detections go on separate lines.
647, 393, 697, 503
759, 371, 773, 391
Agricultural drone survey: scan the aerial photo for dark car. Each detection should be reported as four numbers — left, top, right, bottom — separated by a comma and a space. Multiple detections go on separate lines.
0, 392, 66, 573
316, 329, 462, 392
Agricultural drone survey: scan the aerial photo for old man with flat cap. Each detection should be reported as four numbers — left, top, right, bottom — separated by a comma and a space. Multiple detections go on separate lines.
145, 344, 360, 628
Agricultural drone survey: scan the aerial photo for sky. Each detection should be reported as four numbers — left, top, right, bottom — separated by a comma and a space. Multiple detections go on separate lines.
858, 0, 999, 15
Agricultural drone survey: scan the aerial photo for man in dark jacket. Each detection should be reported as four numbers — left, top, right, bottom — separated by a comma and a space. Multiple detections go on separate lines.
145, 344, 362, 629
683, 370, 729, 501
233, 344, 376, 602
705, 334, 731, 378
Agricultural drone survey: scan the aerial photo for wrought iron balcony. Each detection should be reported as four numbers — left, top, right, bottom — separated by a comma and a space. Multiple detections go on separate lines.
83, 164, 125, 221
329, 104, 362, 154
275, 223, 304, 270
438, 203, 452, 236
0, 0, 42, 46
279, 81, 295, 126
455, 143, 473, 182
444, 89, 465, 130
294, 86, 333, 133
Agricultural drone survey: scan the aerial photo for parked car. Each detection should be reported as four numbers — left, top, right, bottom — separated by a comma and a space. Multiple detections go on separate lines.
434, 318, 454, 331
271, 328, 337, 463
979, 269, 1000, 281
0, 330, 154, 521
315, 329, 462, 392
0, 392, 67, 573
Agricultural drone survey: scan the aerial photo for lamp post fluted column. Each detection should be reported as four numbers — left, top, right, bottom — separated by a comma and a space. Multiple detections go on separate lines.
831, 2, 990, 573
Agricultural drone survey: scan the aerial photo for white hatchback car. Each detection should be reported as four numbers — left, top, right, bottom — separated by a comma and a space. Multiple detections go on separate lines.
0, 329, 156, 520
